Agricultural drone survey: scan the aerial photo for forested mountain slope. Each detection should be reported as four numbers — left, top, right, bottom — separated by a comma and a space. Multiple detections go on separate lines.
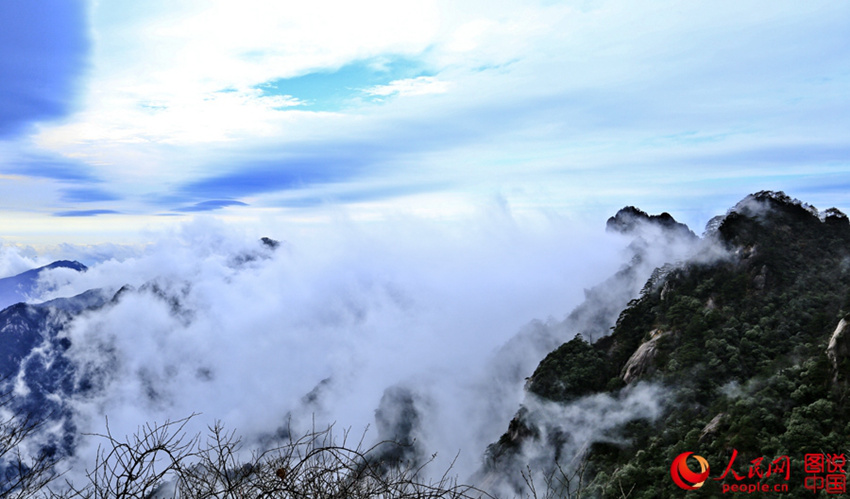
482, 191, 850, 498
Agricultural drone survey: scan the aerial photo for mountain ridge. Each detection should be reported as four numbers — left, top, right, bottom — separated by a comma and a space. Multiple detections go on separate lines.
0, 260, 87, 311
480, 190, 850, 497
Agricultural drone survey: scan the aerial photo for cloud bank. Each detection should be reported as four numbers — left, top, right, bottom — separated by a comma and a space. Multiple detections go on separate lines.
0, 202, 717, 489
0, 1, 845, 240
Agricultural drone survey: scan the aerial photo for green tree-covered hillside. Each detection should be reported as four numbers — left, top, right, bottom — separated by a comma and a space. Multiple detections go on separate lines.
485, 192, 850, 498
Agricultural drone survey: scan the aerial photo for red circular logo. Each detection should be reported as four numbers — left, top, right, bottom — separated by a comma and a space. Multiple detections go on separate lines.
670, 452, 710, 490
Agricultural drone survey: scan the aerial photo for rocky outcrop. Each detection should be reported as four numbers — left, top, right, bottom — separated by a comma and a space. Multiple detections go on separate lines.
699, 413, 725, 442
606, 206, 696, 240
827, 317, 850, 383
621, 329, 669, 384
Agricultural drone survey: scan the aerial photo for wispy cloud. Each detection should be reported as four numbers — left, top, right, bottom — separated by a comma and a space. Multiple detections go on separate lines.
365, 76, 448, 98
60, 187, 122, 203
0, 0, 847, 238
174, 154, 369, 200
53, 209, 121, 218
2, 151, 99, 182
173, 200, 249, 212
276, 182, 448, 208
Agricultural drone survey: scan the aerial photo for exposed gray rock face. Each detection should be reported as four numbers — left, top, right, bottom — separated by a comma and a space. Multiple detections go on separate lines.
621, 329, 669, 384
700, 412, 725, 442
827, 317, 850, 383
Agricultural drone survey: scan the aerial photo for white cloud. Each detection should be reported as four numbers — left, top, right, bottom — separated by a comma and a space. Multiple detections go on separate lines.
6, 0, 847, 238
24, 209, 638, 482
365, 76, 450, 97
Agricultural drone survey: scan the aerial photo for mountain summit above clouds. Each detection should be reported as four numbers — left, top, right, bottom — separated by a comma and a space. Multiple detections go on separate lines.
606, 206, 697, 241
0, 260, 86, 310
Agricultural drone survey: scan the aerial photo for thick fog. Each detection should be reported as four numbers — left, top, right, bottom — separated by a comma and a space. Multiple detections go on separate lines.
3, 207, 710, 486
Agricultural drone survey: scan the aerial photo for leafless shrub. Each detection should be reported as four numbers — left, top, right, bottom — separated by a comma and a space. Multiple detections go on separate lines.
59, 414, 198, 498
0, 381, 61, 499
1, 401, 604, 499
519, 459, 591, 499
51, 414, 493, 499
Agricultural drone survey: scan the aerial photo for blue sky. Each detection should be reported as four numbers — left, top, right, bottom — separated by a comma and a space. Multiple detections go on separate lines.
1, 0, 849, 244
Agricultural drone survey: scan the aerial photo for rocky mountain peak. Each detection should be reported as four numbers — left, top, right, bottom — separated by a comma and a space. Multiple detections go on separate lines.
606, 206, 697, 240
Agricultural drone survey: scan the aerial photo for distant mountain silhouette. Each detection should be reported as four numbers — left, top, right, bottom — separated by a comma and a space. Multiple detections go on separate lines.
0, 260, 86, 310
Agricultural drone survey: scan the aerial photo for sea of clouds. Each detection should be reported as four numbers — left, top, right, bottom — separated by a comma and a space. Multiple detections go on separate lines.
1, 206, 706, 487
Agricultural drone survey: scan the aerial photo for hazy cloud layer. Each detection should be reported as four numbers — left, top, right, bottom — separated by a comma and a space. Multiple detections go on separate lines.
0, 203, 723, 487
0, 2, 847, 236
13, 212, 635, 480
